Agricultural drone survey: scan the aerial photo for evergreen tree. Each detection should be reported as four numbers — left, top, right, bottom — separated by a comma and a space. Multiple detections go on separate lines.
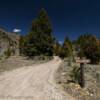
77, 34, 100, 64
53, 37, 73, 58
53, 41, 64, 57
62, 37, 73, 57
20, 8, 54, 57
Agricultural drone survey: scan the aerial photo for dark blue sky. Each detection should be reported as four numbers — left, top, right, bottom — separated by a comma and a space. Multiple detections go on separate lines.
0, 0, 100, 41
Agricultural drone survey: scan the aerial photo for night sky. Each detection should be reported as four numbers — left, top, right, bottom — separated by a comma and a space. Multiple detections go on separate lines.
0, 0, 100, 41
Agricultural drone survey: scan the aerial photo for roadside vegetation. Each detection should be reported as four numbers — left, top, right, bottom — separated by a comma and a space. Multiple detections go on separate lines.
55, 58, 100, 100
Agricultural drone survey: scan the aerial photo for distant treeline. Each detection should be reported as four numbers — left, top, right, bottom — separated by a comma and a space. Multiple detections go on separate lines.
19, 8, 100, 64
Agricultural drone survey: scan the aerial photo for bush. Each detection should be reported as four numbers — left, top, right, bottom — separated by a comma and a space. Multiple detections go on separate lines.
70, 66, 80, 83
4, 48, 12, 58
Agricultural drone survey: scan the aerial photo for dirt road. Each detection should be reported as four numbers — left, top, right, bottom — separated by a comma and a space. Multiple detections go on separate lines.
0, 57, 74, 100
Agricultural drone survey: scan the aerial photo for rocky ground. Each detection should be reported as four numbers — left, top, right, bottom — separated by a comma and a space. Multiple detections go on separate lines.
55, 58, 100, 100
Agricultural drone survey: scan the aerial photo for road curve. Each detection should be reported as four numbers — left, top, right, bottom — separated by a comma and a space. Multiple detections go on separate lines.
0, 57, 75, 100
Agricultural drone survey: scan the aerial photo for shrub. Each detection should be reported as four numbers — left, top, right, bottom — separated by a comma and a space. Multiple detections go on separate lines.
4, 48, 12, 58
70, 65, 80, 83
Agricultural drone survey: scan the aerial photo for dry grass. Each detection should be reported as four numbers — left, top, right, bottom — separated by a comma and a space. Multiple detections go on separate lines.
0, 56, 51, 73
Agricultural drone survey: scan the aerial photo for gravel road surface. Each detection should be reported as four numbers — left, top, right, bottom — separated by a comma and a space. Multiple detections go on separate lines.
0, 57, 74, 100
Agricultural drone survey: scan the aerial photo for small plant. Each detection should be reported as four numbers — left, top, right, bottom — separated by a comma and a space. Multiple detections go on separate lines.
67, 57, 73, 66
69, 65, 80, 83
4, 48, 12, 58
96, 71, 100, 83
0, 56, 2, 60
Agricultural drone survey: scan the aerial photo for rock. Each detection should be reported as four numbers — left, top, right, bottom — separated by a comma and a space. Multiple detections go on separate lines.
61, 72, 66, 76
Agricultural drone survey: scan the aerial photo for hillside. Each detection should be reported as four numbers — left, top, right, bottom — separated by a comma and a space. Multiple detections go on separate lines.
0, 28, 19, 59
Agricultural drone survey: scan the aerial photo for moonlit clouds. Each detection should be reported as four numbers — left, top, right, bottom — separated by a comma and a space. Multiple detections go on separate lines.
13, 29, 21, 33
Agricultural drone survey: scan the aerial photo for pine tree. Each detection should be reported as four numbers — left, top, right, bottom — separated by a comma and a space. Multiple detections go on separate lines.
21, 8, 54, 57
77, 34, 100, 64
62, 37, 73, 57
